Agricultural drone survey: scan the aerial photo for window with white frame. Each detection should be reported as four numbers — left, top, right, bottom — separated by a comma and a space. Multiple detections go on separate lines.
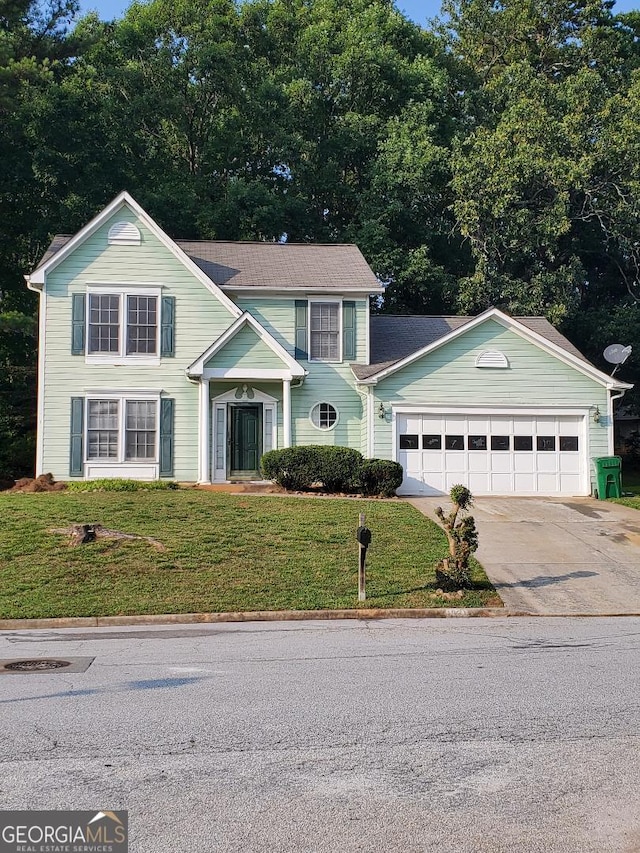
310, 302, 340, 361
88, 292, 159, 357
310, 402, 338, 430
87, 398, 157, 461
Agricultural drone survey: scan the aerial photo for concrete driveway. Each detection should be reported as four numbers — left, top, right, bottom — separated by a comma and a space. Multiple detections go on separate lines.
408, 496, 640, 615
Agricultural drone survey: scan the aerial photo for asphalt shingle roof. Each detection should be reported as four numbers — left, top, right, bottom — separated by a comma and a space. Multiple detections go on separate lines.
351, 315, 592, 380
34, 236, 383, 292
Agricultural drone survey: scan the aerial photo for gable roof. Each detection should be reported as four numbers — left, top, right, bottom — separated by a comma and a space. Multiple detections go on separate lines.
33, 235, 383, 294
354, 309, 631, 390
27, 192, 242, 319
186, 312, 306, 378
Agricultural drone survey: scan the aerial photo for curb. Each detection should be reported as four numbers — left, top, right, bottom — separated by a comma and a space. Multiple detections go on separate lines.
0, 607, 525, 630
1, 608, 639, 631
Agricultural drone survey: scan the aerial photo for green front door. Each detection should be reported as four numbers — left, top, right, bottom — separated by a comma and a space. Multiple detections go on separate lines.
229, 404, 262, 479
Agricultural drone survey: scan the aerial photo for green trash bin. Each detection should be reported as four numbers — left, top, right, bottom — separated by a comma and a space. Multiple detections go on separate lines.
592, 456, 622, 499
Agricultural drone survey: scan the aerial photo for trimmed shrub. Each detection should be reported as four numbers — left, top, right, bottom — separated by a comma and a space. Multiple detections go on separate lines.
359, 459, 403, 497
66, 478, 179, 492
261, 445, 363, 492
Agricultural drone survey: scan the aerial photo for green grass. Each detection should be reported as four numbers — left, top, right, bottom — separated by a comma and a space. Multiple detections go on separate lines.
0, 491, 500, 618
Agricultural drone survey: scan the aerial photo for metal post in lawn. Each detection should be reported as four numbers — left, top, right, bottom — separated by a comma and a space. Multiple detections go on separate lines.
356, 512, 371, 602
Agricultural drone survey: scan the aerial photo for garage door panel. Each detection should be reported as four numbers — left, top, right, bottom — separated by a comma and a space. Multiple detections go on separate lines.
537, 454, 558, 473
468, 453, 489, 472
468, 472, 490, 492
490, 453, 511, 473
514, 453, 535, 473
491, 472, 513, 491
446, 454, 467, 472
537, 472, 559, 491
513, 418, 536, 435
559, 454, 581, 474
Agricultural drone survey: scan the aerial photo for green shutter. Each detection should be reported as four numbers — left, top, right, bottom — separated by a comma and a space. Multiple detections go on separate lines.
69, 397, 84, 477
71, 294, 86, 355
159, 397, 174, 477
294, 299, 308, 360
343, 301, 356, 361
161, 295, 175, 357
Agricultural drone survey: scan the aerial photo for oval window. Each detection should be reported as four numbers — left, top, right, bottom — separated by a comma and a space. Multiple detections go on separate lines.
310, 402, 338, 430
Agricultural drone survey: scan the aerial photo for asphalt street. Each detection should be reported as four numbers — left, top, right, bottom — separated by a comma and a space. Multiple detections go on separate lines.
0, 617, 639, 853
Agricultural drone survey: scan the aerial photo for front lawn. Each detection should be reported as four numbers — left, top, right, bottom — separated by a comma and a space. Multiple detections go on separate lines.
0, 491, 500, 619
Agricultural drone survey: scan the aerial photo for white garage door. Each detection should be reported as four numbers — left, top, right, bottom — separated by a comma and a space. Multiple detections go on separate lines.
396, 412, 587, 496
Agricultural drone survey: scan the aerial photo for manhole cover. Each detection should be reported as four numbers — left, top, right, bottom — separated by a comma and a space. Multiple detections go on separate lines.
4, 659, 71, 671
0, 656, 94, 674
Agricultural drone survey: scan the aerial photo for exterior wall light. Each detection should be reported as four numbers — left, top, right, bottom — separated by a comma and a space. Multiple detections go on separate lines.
378, 403, 386, 419
593, 406, 601, 423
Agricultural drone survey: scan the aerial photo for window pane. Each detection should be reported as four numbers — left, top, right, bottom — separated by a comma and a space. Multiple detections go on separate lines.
310, 302, 340, 360
491, 435, 510, 451
88, 294, 119, 353
399, 434, 419, 450
468, 435, 487, 450
126, 296, 158, 355
559, 436, 579, 452
125, 401, 156, 460
445, 435, 465, 450
537, 436, 556, 451
87, 400, 119, 458
514, 436, 533, 451
422, 435, 441, 449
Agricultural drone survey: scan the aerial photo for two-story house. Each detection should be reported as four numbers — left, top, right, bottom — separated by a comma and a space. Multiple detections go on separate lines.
26, 192, 631, 496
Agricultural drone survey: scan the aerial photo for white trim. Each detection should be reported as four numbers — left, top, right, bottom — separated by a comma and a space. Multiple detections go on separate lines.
35, 287, 46, 476
308, 299, 342, 363
366, 387, 374, 458
187, 311, 306, 378
85, 288, 161, 363
209, 388, 279, 482
390, 404, 593, 416
365, 296, 370, 365
83, 393, 161, 466
199, 379, 211, 483
30, 191, 242, 320
309, 401, 339, 431
283, 380, 291, 447
203, 368, 296, 380
359, 308, 632, 390
224, 287, 382, 296
211, 387, 279, 404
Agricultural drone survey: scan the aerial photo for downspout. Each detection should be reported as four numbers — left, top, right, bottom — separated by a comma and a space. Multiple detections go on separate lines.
609, 388, 628, 456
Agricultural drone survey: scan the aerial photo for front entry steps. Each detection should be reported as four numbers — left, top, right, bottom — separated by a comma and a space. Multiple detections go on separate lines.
190, 482, 282, 494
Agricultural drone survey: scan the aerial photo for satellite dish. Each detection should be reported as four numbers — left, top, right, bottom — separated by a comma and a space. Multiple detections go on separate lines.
603, 344, 632, 365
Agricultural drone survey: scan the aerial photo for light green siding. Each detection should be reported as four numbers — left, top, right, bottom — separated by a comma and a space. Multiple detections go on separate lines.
372, 320, 610, 477
290, 364, 364, 449
236, 297, 369, 364
204, 324, 286, 370
41, 205, 238, 481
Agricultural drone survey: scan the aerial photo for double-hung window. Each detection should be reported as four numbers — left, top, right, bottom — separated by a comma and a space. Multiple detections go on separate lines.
87, 398, 158, 462
310, 301, 340, 361
87, 291, 159, 358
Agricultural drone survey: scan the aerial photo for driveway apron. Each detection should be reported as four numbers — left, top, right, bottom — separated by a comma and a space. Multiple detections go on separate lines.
408, 496, 640, 615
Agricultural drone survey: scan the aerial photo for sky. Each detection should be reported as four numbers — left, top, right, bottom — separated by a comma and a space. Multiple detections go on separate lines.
79, 0, 640, 25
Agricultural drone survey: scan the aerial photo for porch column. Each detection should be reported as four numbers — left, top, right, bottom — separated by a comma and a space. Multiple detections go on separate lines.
199, 378, 211, 483
283, 378, 292, 447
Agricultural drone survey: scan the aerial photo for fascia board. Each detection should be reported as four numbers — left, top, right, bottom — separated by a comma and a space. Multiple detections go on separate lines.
224, 287, 383, 296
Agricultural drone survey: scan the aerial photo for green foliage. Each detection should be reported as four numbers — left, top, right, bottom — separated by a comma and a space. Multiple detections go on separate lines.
261, 445, 363, 493
65, 478, 180, 492
435, 485, 479, 589
359, 459, 404, 498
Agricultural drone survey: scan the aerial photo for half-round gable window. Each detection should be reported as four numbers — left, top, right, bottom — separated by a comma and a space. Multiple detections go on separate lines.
108, 221, 141, 246
475, 350, 509, 368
